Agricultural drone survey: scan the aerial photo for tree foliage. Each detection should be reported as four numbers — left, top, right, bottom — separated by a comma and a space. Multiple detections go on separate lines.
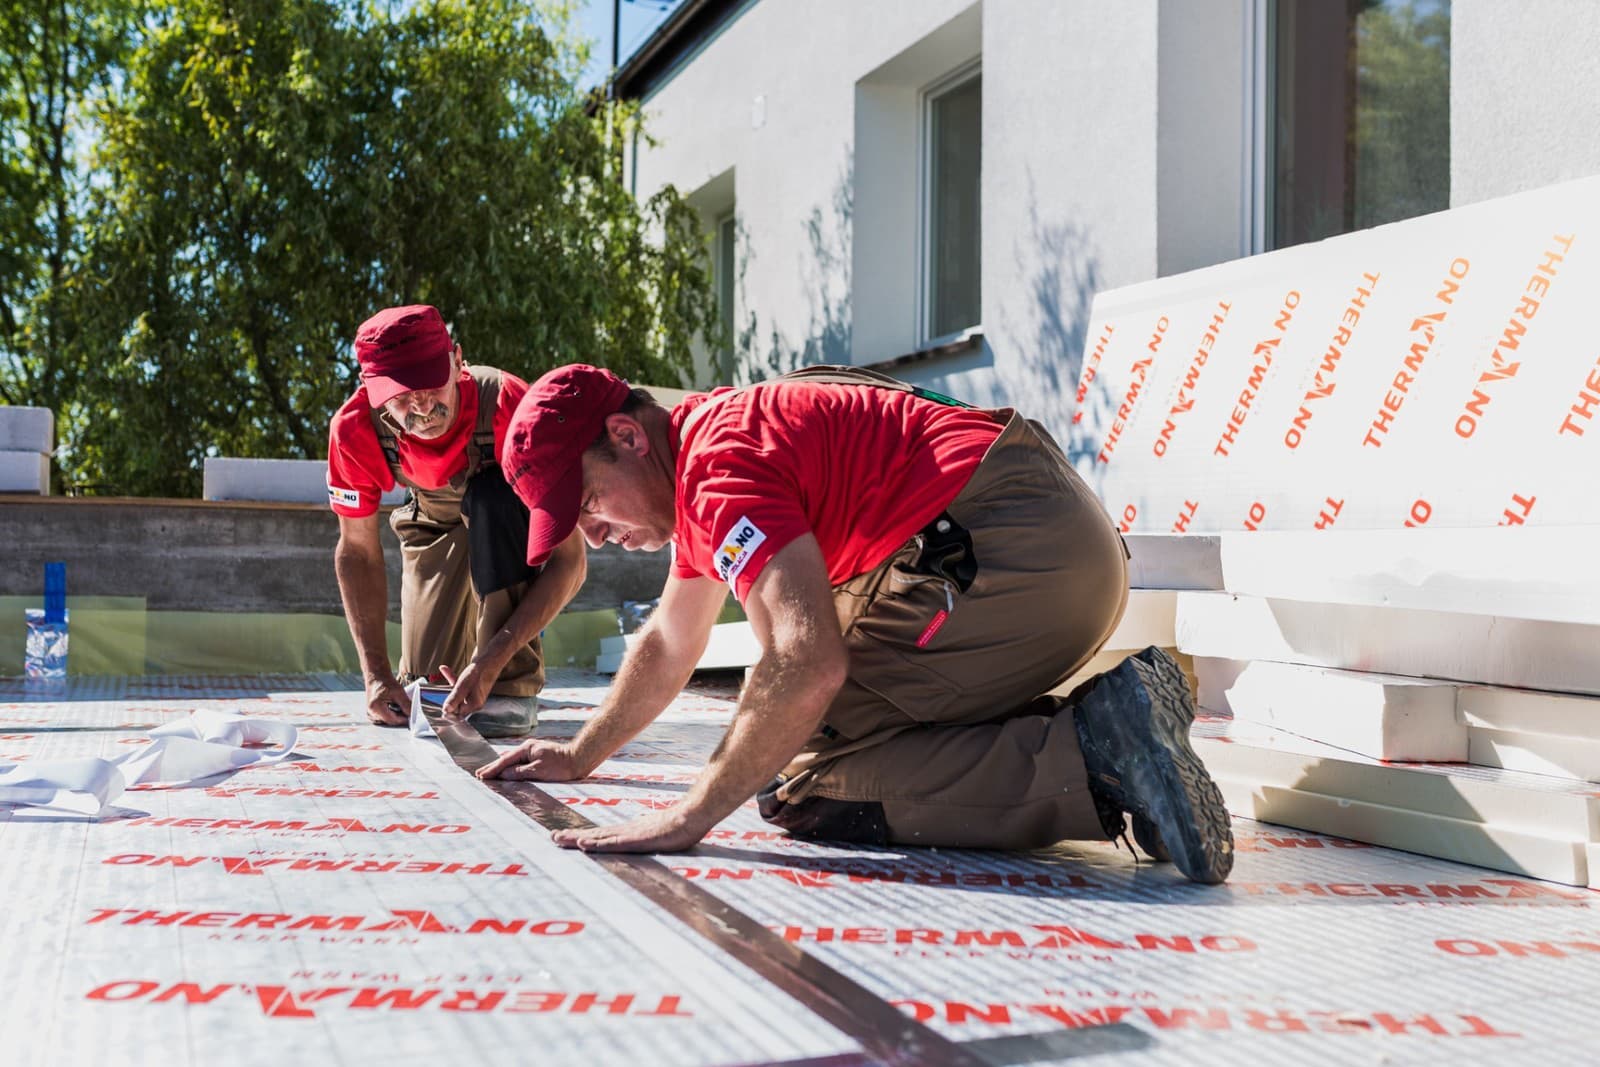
3, 0, 719, 496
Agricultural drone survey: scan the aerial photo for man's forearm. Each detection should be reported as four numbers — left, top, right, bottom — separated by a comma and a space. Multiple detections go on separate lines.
476, 539, 587, 671
679, 645, 840, 829
567, 620, 700, 773
334, 544, 396, 682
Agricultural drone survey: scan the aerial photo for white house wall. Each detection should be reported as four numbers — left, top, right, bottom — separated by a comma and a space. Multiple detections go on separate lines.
1451, 0, 1600, 207
629, 0, 1600, 426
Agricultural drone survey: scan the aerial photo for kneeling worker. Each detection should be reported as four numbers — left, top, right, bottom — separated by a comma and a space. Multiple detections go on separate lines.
481, 364, 1233, 883
327, 305, 586, 735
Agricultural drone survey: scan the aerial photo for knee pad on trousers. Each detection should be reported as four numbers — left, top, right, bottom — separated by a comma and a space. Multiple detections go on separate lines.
462, 469, 540, 596
757, 777, 891, 845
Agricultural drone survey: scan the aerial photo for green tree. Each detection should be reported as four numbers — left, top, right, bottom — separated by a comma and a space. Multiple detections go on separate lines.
48, 0, 718, 496
0, 0, 131, 439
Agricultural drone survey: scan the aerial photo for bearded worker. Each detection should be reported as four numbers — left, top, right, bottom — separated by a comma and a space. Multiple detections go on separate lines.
326, 305, 586, 735
480, 363, 1233, 883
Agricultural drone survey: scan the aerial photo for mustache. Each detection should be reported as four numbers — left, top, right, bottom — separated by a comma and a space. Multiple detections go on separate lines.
403, 405, 448, 432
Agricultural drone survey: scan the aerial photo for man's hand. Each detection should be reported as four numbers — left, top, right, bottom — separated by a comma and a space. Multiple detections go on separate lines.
364, 676, 410, 727
550, 807, 709, 854
477, 739, 590, 782
439, 661, 495, 718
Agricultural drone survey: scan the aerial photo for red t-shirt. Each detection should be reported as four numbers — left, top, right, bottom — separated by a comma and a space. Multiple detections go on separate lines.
326, 368, 528, 518
670, 381, 1003, 603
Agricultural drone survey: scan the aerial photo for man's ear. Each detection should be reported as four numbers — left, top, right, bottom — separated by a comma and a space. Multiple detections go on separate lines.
605, 413, 649, 457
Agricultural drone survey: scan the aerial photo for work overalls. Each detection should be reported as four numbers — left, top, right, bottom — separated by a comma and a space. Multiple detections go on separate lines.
373, 365, 544, 697
747, 366, 1130, 848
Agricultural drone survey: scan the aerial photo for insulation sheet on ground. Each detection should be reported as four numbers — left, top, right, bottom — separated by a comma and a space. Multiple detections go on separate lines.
4, 671, 1600, 1066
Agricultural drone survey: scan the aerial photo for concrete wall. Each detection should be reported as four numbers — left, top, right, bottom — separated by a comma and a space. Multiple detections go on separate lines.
1451, 0, 1600, 206
628, 0, 1600, 425
0, 497, 670, 617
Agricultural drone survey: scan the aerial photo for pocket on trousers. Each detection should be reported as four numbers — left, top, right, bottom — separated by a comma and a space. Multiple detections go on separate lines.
843, 561, 966, 724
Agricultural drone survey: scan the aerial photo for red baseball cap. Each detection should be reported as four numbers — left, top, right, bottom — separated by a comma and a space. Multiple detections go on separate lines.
354, 305, 454, 408
503, 364, 633, 565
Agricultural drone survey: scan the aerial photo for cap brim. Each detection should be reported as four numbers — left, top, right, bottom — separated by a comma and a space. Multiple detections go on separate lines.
363, 359, 455, 409
523, 461, 584, 567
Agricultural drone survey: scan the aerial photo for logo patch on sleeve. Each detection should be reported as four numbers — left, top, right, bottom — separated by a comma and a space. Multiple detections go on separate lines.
714, 516, 767, 589
328, 484, 362, 509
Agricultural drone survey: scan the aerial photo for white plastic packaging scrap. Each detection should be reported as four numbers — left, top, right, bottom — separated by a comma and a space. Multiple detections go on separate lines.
0, 709, 298, 818
408, 679, 439, 741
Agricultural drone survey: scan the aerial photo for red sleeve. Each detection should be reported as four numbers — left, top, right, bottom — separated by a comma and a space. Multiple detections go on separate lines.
675, 448, 810, 605
326, 393, 394, 518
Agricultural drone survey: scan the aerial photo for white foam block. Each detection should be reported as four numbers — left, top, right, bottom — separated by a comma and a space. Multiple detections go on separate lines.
1215, 776, 1590, 887
1469, 728, 1600, 783
203, 457, 407, 505
1193, 656, 1246, 713
1219, 527, 1600, 627
0, 450, 49, 493
1177, 592, 1600, 697
598, 620, 763, 675
1194, 717, 1600, 840
599, 590, 1176, 677
1223, 660, 1464, 761
1589, 843, 1600, 891
1457, 685, 1600, 738
1124, 534, 1223, 591
0, 406, 53, 452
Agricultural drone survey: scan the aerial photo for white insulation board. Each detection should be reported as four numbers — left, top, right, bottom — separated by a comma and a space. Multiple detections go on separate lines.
1124, 534, 1224, 590
1222, 660, 1464, 762
203, 457, 408, 506
0, 405, 53, 452
1176, 592, 1600, 696
1193, 716, 1600, 840
1469, 727, 1600, 783
1218, 526, 1600, 626
0, 449, 49, 493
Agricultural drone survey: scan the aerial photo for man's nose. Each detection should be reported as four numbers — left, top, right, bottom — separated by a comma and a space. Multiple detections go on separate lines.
576, 515, 606, 549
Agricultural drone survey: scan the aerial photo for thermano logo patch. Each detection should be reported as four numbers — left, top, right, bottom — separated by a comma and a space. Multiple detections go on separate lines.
714, 517, 766, 589
328, 484, 361, 509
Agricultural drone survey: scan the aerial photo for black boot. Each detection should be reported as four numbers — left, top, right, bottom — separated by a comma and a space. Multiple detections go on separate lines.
1072, 647, 1233, 884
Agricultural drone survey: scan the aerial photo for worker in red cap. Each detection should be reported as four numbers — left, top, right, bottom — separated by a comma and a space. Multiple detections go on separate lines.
326, 305, 586, 735
480, 363, 1233, 884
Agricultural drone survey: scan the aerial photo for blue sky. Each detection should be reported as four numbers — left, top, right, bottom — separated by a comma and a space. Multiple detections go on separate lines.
572, 0, 685, 89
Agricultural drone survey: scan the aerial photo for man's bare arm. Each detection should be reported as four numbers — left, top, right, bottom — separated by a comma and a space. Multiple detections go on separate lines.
442, 527, 589, 715
550, 535, 846, 852
334, 512, 407, 725
478, 569, 728, 781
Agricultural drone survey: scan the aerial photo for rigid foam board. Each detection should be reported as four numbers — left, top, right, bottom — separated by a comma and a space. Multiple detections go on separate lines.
0, 405, 52, 452
1215, 776, 1590, 887
1457, 685, 1600, 738
1590, 843, 1600, 891
1223, 660, 1464, 761
597, 620, 762, 675
1468, 728, 1600, 783
204, 457, 407, 505
599, 590, 1177, 676
1193, 717, 1600, 840
0, 450, 49, 493
1176, 592, 1600, 696
1193, 656, 1245, 713
1219, 527, 1600, 627
1123, 534, 1223, 591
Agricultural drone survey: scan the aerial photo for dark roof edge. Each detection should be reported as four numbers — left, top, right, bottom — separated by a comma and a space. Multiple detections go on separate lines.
610, 0, 748, 101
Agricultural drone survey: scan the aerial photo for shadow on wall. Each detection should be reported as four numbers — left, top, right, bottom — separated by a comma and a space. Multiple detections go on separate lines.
739, 158, 853, 382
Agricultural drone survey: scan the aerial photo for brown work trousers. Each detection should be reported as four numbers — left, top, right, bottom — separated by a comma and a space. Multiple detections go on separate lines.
761, 411, 1128, 849
389, 478, 544, 698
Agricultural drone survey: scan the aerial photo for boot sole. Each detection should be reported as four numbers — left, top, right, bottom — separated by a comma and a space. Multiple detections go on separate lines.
1111, 648, 1233, 883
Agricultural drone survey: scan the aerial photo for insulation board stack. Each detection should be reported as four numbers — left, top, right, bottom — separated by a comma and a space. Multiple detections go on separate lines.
1176, 529, 1600, 887
0, 406, 53, 494
204, 457, 408, 506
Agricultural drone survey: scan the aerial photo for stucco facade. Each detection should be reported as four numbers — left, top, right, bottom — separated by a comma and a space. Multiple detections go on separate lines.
623, 0, 1600, 422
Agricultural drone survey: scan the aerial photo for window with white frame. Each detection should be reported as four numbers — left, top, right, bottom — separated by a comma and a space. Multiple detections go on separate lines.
1263, 0, 1450, 251
923, 64, 982, 342
713, 209, 737, 384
